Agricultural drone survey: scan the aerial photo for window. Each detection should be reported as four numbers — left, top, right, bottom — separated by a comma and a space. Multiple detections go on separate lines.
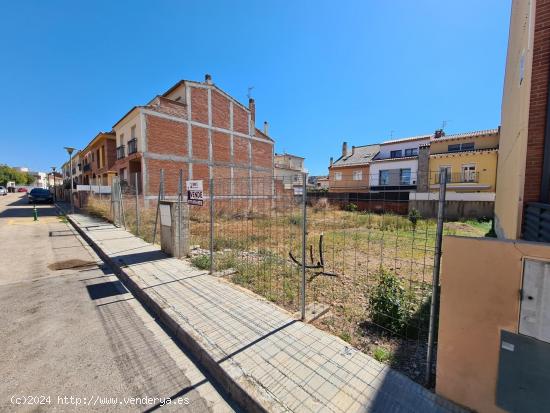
353, 170, 362, 181
405, 148, 418, 156
120, 133, 124, 147
390, 150, 402, 159
130, 125, 136, 139
379, 170, 390, 185
400, 168, 411, 185
461, 164, 476, 182
334, 172, 342, 181
448, 142, 474, 152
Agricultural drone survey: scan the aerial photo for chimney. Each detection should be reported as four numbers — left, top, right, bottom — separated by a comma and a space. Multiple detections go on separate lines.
351, 145, 356, 155
434, 129, 445, 139
342, 141, 348, 158
330, 157, 333, 166
204, 73, 213, 84
263, 121, 269, 135
249, 98, 256, 127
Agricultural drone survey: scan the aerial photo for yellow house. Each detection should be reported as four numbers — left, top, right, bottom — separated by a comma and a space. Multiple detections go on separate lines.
428, 128, 499, 194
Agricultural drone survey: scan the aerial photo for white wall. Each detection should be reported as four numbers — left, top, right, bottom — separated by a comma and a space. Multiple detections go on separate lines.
114, 109, 143, 152
369, 158, 419, 186
377, 138, 430, 159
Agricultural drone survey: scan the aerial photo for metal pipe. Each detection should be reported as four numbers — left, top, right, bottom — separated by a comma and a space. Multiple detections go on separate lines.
152, 169, 164, 244
300, 172, 308, 320
178, 169, 183, 257
69, 153, 74, 213
135, 172, 140, 237
425, 168, 447, 387
209, 177, 214, 274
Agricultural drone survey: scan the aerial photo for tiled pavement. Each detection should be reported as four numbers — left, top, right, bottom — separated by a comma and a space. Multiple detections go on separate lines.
62, 208, 466, 413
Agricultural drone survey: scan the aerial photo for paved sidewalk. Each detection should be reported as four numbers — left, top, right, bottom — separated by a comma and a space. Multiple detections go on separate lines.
63, 208, 465, 413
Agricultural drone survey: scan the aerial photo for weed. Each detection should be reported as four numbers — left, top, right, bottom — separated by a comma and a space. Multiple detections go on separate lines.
191, 255, 210, 270
372, 346, 393, 363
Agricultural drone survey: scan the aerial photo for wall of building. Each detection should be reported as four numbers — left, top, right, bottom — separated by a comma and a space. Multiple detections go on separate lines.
428, 150, 498, 192
118, 80, 274, 197
430, 132, 499, 154
436, 235, 550, 413
368, 158, 418, 186
408, 200, 494, 219
376, 137, 430, 159
328, 164, 370, 192
495, 0, 535, 239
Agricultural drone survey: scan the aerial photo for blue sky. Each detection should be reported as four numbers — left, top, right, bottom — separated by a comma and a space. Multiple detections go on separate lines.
0, 0, 511, 175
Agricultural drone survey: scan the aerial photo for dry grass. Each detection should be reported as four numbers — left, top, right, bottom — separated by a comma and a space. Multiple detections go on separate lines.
84, 193, 489, 383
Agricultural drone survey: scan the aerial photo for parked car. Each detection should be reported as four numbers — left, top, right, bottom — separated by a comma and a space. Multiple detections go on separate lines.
28, 188, 53, 204
17, 187, 28, 193
0, 186, 7, 196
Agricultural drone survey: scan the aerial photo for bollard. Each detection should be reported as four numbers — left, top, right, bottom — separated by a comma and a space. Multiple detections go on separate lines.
33, 204, 38, 221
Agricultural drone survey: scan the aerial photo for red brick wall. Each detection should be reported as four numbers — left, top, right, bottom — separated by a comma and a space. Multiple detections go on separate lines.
191, 87, 209, 124
192, 163, 210, 192
233, 104, 249, 135
212, 90, 230, 129
212, 131, 231, 162
145, 159, 188, 195
525, 0, 550, 204
251, 140, 272, 169
147, 116, 187, 157
233, 137, 249, 165
105, 139, 117, 169
192, 126, 208, 160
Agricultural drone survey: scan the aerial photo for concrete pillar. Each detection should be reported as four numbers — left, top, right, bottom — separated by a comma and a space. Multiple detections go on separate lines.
417, 144, 431, 192
159, 200, 190, 258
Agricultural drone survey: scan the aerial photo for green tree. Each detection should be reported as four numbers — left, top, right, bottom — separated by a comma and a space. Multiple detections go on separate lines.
0, 164, 30, 186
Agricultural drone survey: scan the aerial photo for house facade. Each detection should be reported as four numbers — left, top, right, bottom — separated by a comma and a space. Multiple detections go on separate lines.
328, 142, 380, 192
369, 135, 431, 190
111, 74, 274, 198
80, 131, 117, 186
412, 128, 500, 218
274, 152, 306, 190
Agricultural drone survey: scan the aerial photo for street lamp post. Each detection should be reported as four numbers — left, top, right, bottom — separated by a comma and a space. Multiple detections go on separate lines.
51, 166, 57, 202
64, 147, 75, 214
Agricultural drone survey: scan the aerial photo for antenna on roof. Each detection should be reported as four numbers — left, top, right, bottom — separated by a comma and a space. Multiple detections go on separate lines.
390, 130, 395, 139
247, 86, 255, 100
441, 120, 450, 131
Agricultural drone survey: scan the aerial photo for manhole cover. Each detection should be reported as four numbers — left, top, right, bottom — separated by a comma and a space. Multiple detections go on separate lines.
48, 259, 97, 271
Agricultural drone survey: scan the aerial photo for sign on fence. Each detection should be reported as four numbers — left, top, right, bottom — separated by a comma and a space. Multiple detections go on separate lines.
186, 180, 204, 206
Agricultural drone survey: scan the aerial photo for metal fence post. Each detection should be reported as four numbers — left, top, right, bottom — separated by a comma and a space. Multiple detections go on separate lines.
152, 169, 164, 244
425, 168, 447, 386
178, 169, 183, 258
209, 177, 214, 274
135, 172, 140, 237
300, 172, 308, 320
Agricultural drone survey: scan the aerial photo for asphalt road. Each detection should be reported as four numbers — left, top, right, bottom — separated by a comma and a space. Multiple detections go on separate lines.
0, 193, 236, 412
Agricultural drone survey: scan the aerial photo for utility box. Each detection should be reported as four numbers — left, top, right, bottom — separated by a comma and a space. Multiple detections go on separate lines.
519, 258, 550, 343
159, 200, 189, 258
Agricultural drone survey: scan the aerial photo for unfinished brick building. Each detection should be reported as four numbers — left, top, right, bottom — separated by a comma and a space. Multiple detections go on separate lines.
112, 74, 274, 198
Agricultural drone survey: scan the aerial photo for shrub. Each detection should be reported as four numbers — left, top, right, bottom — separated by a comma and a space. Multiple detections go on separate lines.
345, 203, 358, 212
408, 208, 421, 230
368, 269, 409, 334
191, 255, 210, 270
372, 346, 393, 363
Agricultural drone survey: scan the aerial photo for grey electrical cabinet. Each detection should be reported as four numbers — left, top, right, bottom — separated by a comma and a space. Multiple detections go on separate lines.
519, 259, 550, 343
496, 258, 550, 412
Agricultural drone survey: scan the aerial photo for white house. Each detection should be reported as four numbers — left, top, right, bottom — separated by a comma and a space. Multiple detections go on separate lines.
369, 135, 431, 188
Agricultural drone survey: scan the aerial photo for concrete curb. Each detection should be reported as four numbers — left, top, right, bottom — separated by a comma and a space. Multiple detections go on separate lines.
63, 211, 268, 413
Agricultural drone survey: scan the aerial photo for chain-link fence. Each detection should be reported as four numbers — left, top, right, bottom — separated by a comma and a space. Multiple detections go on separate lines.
79, 168, 496, 386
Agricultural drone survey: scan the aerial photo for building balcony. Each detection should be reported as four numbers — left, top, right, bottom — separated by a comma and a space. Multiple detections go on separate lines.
127, 138, 138, 155
83, 164, 91, 172
116, 145, 126, 160
434, 171, 479, 184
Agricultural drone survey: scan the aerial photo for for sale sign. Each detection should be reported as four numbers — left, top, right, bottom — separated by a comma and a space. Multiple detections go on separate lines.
186, 180, 204, 206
